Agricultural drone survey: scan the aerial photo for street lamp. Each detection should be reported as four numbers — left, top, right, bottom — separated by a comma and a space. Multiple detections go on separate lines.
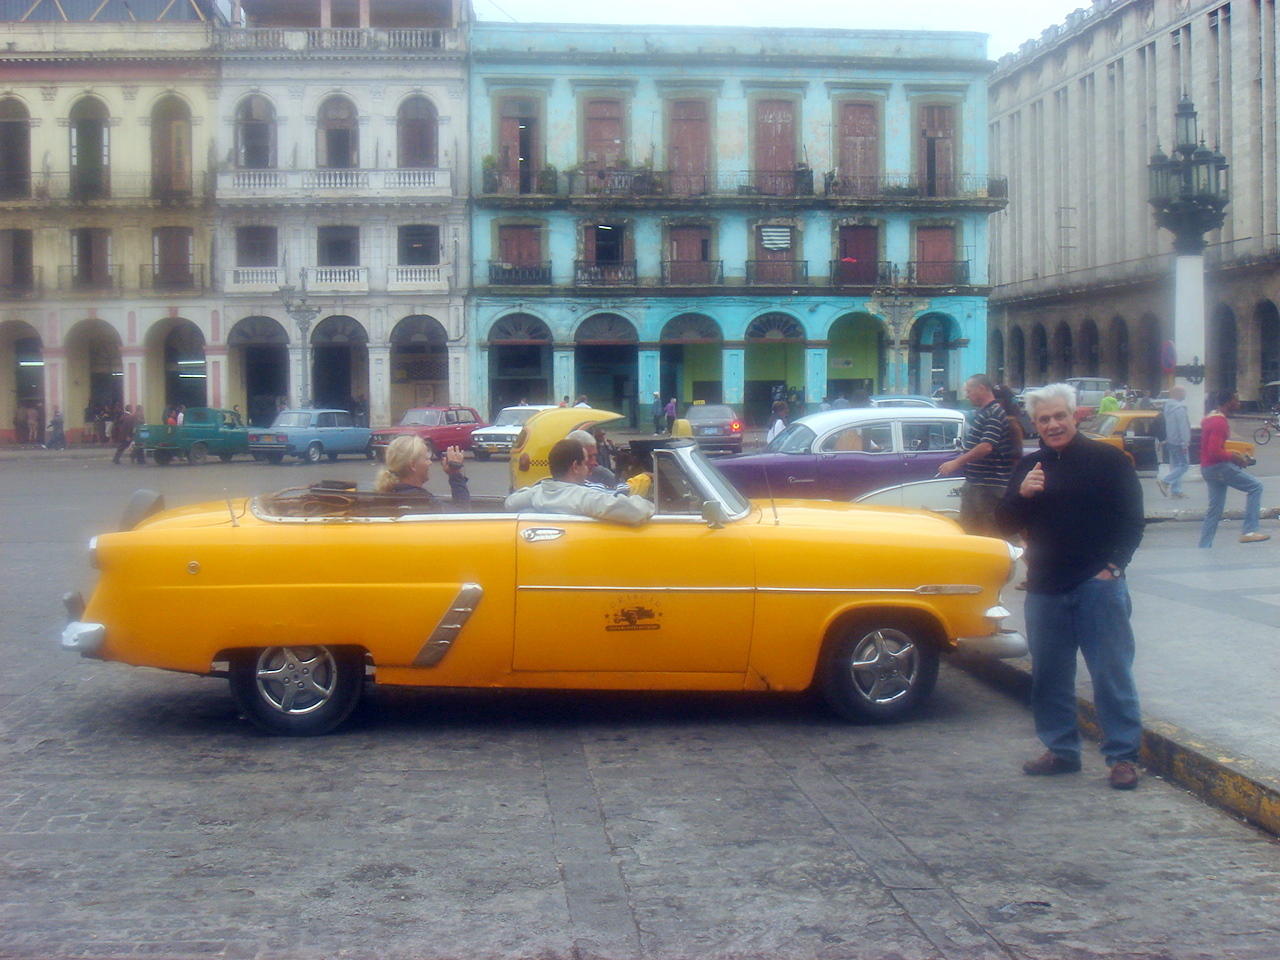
279, 269, 321, 408
1147, 95, 1230, 415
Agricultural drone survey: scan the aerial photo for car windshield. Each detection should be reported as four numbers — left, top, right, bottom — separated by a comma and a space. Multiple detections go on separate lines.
766, 423, 816, 454
492, 408, 538, 427
400, 410, 441, 426
272, 412, 310, 428
672, 446, 751, 516
1085, 415, 1118, 436
687, 405, 735, 421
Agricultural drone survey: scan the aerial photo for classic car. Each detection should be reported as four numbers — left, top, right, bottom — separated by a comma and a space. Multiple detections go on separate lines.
371, 405, 487, 459
1081, 409, 1255, 470
469, 404, 558, 460
248, 408, 374, 464
510, 406, 624, 490
715, 407, 967, 501
136, 408, 248, 465
869, 395, 938, 408
684, 403, 743, 454
61, 441, 1026, 737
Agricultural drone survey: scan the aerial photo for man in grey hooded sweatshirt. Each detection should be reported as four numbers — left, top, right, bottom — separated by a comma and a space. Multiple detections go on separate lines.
505, 438, 655, 526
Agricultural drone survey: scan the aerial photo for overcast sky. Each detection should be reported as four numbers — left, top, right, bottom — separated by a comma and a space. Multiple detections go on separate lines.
471, 0, 1084, 61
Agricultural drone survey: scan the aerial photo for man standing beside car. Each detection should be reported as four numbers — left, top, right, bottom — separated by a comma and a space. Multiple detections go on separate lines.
938, 374, 1016, 537
996, 383, 1145, 790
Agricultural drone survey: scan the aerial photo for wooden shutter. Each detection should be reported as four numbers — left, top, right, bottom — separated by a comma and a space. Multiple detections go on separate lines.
915, 226, 955, 284
668, 99, 710, 195
919, 105, 955, 197
838, 225, 879, 283
668, 225, 711, 283
498, 224, 539, 265
754, 100, 795, 195
584, 99, 624, 169
838, 102, 878, 194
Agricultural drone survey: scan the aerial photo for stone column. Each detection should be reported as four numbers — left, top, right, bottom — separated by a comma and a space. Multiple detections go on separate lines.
722, 344, 745, 407
205, 345, 229, 410
638, 346, 660, 409
553, 345, 574, 405
367, 343, 391, 428
804, 344, 828, 408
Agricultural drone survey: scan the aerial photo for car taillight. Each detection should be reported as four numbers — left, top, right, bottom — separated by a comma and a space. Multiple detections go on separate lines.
277, 434, 287, 442
249, 434, 258, 442
518, 453, 531, 472
731, 422, 742, 432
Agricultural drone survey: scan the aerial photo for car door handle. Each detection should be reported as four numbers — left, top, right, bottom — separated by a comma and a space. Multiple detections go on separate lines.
521, 527, 565, 542
786, 476, 815, 483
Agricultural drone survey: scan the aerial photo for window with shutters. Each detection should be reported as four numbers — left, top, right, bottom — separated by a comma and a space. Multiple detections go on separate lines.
237, 95, 275, 169
398, 97, 438, 168
666, 99, 711, 196
751, 225, 804, 284
0, 229, 34, 291
665, 224, 718, 285
583, 98, 625, 170
153, 226, 195, 289
835, 101, 880, 196
70, 227, 112, 289
317, 97, 358, 169
914, 225, 958, 284
151, 96, 193, 199
69, 98, 110, 200
917, 104, 956, 197
835, 225, 880, 284
398, 225, 440, 265
753, 99, 797, 196
317, 226, 360, 266
497, 97, 541, 194
0, 99, 31, 199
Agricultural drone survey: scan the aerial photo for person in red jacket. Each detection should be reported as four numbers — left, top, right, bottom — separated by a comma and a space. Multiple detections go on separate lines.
1198, 390, 1269, 547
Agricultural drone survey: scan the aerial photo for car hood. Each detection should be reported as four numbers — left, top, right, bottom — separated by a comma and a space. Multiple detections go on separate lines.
756, 498, 963, 536
373, 424, 433, 436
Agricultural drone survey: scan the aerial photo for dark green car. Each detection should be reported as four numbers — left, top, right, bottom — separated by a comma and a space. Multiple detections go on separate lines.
137, 408, 249, 465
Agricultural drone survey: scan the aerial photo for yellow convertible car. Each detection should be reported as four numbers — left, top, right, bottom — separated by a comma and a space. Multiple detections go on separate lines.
61, 442, 1026, 736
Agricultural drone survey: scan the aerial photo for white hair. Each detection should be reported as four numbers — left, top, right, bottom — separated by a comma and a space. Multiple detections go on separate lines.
565, 429, 596, 446
1024, 383, 1077, 418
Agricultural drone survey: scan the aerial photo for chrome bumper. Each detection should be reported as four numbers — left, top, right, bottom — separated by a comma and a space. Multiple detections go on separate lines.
955, 630, 1028, 659
62, 621, 106, 655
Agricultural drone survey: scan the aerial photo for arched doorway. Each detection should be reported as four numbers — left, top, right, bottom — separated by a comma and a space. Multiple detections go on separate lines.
1079, 320, 1100, 376
1106, 316, 1130, 385
311, 315, 368, 411
659, 313, 722, 404
1029, 324, 1049, 384
909, 312, 962, 397
828, 312, 886, 400
1257, 300, 1280, 390
575, 313, 638, 424
1211, 305, 1237, 394
228, 316, 289, 427
1051, 322, 1073, 380
988, 329, 1005, 384
397, 96, 438, 168
1136, 314, 1162, 396
390, 314, 448, 423
65, 318, 122, 441
744, 311, 805, 425
144, 317, 206, 413
1009, 326, 1026, 386
317, 96, 358, 169
1, 320, 41, 442
487, 313, 552, 414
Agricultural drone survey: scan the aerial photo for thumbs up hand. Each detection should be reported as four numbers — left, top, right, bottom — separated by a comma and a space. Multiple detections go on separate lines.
1020, 463, 1046, 498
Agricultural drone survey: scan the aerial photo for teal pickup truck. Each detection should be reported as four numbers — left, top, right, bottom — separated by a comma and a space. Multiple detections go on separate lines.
137, 408, 249, 465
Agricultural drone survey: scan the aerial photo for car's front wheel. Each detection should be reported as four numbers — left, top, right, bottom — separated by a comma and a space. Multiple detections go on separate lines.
474, 448, 490, 461
228, 645, 364, 736
187, 441, 209, 465
820, 618, 939, 722
365, 440, 376, 460
304, 442, 323, 464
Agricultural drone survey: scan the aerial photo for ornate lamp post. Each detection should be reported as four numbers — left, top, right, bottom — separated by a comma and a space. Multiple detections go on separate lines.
279, 269, 320, 408
1148, 95, 1230, 416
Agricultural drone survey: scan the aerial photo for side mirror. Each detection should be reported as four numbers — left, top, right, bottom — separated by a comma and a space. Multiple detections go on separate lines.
701, 500, 727, 529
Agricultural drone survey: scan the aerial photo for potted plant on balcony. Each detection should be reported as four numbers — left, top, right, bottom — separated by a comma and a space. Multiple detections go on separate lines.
481, 155, 499, 194
537, 164, 559, 194
794, 163, 814, 197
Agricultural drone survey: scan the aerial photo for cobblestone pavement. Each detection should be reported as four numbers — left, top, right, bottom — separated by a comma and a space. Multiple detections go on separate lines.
3, 458, 1280, 959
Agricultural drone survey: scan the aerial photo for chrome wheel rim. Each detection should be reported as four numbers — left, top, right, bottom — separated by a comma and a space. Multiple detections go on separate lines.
848, 628, 919, 705
253, 646, 338, 715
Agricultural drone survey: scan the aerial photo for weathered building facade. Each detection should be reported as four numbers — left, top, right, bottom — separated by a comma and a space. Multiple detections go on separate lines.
988, 0, 1280, 406
469, 23, 1006, 425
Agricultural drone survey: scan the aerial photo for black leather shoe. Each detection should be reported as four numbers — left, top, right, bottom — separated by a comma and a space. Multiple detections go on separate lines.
1022, 751, 1082, 775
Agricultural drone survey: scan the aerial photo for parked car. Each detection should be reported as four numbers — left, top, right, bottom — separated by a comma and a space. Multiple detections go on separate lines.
61, 441, 1026, 737
371, 405, 487, 460
1066, 377, 1112, 408
248, 409, 374, 464
715, 407, 967, 501
869, 394, 939, 408
855, 476, 963, 520
136, 407, 248, 466
1081, 410, 1254, 470
469, 404, 558, 460
684, 402, 743, 454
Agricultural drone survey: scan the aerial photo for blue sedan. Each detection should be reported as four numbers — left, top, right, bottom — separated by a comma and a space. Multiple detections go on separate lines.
249, 409, 374, 464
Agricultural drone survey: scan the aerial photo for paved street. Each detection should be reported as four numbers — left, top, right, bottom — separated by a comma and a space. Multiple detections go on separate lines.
3, 451, 1280, 959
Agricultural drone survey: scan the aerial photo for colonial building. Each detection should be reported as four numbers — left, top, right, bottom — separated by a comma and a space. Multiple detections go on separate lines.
0, 0, 221, 443
468, 23, 1006, 425
988, 0, 1280, 406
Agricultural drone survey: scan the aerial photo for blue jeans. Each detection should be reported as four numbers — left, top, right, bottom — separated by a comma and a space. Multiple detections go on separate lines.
1024, 577, 1142, 765
1162, 443, 1189, 495
1198, 461, 1264, 547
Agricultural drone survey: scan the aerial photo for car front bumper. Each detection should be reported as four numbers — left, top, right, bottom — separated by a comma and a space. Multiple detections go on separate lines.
954, 630, 1028, 659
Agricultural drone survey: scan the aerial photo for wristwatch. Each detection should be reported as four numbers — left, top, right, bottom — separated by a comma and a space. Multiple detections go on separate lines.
1105, 563, 1123, 578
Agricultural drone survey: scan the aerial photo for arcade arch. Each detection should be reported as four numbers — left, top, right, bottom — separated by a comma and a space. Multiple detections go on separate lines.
311, 315, 368, 410
227, 315, 289, 426
487, 313, 552, 414
65, 318, 122, 439
1, 319, 41, 442
659, 313, 722, 405
909, 312, 962, 397
1008, 326, 1026, 386
828, 312, 886, 400
744, 312, 805, 425
575, 313, 638, 422
390, 314, 448, 422
143, 317, 206, 413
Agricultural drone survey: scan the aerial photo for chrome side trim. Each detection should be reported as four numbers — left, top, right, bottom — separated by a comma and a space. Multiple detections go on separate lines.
412, 583, 484, 668
518, 585, 754, 593
515, 584, 974, 595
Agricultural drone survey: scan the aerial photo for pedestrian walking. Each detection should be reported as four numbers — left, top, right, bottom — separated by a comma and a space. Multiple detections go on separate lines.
112, 405, 136, 464
765, 400, 788, 444
130, 406, 147, 463
664, 397, 677, 434
651, 392, 663, 435
1198, 390, 1270, 546
996, 383, 1145, 791
1156, 385, 1191, 499
937, 374, 1017, 537
45, 408, 66, 450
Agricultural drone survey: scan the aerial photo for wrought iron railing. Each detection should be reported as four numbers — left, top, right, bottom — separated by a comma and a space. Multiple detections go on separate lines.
0, 267, 41, 298
57, 265, 122, 293
574, 260, 638, 286
660, 260, 724, 285
562, 168, 817, 198
825, 174, 1009, 200
489, 262, 552, 285
746, 260, 808, 284
905, 260, 971, 285
829, 260, 896, 286
140, 264, 205, 292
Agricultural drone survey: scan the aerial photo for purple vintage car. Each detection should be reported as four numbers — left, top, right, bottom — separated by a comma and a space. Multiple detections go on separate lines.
716, 407, 967, 501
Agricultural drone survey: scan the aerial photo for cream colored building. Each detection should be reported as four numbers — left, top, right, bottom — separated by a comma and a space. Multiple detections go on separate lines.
987, 0, 1280, 406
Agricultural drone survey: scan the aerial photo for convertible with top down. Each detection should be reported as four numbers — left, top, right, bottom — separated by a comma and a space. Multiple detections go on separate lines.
61, 440, 1026, 736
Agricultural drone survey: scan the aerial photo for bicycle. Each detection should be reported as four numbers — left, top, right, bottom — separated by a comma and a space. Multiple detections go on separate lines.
1254, 414, 1279, 445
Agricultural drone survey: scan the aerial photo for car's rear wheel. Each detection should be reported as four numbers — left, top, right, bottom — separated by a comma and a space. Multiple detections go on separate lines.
152, 450, 173, 466
218, 452, 234, 463
187, 442, 209, 465
252, 452, 265, 462
326, 451, 339, 462
820, 618, 939, 722
265, 452, 284, 464
228, 645, 364, 736
304, 442, 323, 464
474, 448, 490, 461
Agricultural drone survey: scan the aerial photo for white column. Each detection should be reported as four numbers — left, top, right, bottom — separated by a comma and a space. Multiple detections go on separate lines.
553, 347, 574, 405
804, 346, 828, 407
1173, 253, 1207, 417
367, 343, 390, 427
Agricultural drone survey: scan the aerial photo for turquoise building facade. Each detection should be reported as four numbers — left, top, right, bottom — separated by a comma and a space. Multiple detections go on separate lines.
469, 22, 1005, 424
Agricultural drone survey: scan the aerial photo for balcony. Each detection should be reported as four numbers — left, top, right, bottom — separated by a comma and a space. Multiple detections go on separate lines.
489, 261, 552, 286
224, 266, 285, 293
387, 264, 449, 292
905, 261, 971, 286
746, 261, 808, 285
216, 167, 453, 202
565, 168, 816, 199
825, 174, 1009, 204
661, 260, 724, 285
140, 264, 206, 293
307, 266, 369, 293
11, 172, 212, 204
57, 265, 122, 294
215, 26, 464, 53
830, 260, 896, 286
0, 267, 41, 299
574, 261, 638, 287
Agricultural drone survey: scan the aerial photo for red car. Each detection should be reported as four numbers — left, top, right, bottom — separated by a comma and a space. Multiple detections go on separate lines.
371, 405, 487, 459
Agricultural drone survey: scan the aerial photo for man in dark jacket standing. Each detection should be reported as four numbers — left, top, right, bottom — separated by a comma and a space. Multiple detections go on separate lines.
996, 383, 1145, 790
